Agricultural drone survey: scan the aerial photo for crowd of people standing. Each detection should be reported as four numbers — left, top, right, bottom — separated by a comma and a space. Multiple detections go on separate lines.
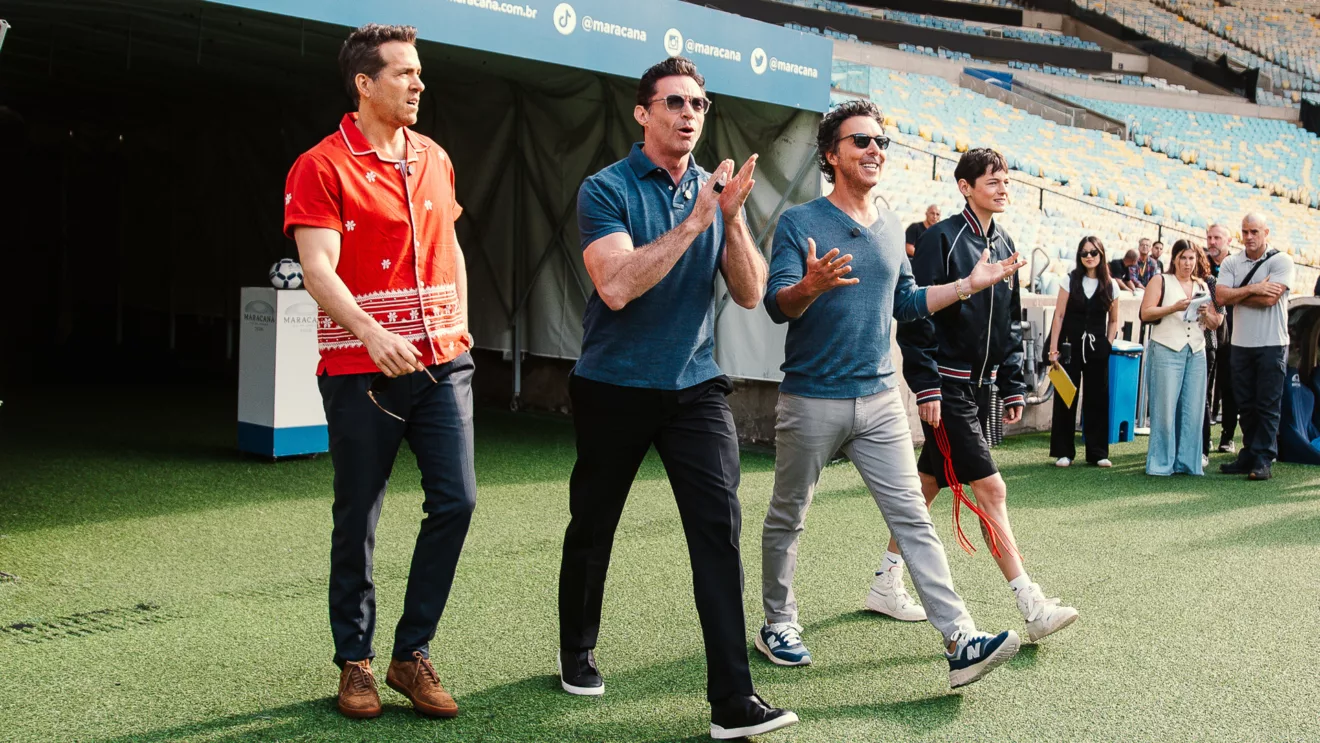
1047, 218, 1293, 481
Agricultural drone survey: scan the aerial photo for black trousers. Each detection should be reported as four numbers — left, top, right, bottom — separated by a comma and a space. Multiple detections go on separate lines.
558, 374, 753, 703
1203, 340, 1215, 456
1049, 340, 1110, 463
1230, 345, 1286, 470
1214, 342, 1238, 445
318, 353, 476, 667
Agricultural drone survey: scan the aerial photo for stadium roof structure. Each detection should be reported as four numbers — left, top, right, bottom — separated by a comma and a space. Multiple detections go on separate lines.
0, 0, 832, 397
210, 0, 833, 112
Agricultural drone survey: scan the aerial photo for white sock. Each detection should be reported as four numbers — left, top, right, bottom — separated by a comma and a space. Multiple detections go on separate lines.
878, 551, 904, 576
1008, 574, 1033, 594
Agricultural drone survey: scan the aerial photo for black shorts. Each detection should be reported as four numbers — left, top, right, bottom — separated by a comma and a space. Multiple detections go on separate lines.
917, 381, 999, 488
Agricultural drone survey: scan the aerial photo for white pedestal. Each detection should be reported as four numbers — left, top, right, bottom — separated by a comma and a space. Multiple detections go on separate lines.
237, 287, 328, 457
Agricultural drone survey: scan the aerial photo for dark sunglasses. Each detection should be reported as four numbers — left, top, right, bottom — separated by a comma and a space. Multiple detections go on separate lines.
367, 367, 437, 423
1079, 249, 1101, 258
837, 133, 890, 150
649, 94, 713, 114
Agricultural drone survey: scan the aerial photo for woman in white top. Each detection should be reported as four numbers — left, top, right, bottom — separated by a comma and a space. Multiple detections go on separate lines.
1048, 236, 1121, 467
1140, 240, 1225, 476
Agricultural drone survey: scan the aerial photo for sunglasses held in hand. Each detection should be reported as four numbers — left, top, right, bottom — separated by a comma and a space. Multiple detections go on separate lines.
367, 367, 437, 423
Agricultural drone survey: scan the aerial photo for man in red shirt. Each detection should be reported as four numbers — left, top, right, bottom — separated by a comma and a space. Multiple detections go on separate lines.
284, 24, 473, 721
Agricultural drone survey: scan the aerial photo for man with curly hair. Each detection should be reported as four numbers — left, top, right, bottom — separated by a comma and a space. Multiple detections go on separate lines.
758, 100, 1022, 689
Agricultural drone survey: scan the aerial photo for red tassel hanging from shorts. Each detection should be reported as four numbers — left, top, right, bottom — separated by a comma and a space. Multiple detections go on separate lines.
933, 422, 1021, 561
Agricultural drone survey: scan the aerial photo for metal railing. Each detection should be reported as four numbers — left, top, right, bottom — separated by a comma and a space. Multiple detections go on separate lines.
885, 136, 1201, 244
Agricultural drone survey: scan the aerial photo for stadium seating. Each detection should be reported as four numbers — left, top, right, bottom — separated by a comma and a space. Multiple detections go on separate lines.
956, 0, 1024, 7
1158, 0, 1320, 94
1075, 0, 1307, 106
1006, 60, 1190, 91
832, 61, 1320, 292
772, 0, 1102, 50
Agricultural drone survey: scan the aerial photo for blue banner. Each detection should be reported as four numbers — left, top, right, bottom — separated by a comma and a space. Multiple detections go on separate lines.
205, 0, 833, 111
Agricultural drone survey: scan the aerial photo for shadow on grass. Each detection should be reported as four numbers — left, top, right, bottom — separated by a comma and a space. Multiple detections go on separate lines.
85, 657, 724, 743
1187, 513, 1320, 550
798, 692, 963, 734
0, 387, 689, 534
89, 672, 968, 743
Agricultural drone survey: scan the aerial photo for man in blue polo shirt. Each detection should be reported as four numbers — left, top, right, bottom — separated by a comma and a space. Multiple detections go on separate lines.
555, 57, 796, 741
757, 100, 1022, 689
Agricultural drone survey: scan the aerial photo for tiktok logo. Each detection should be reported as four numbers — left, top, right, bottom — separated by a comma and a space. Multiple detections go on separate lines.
554, 3, 577, 35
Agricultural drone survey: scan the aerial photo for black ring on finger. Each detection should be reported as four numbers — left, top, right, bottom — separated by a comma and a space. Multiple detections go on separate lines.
712, 181, 725, 194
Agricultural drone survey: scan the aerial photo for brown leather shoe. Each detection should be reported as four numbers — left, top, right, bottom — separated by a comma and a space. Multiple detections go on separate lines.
386, 651, 459, 718
337, 659, 382, 719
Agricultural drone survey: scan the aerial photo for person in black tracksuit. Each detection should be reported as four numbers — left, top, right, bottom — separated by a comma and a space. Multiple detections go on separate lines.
896, 148, 1078, 644
1048, 236, 1120, 467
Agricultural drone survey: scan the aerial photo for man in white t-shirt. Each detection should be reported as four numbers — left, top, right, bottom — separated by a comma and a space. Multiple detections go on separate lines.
1214, 213, 1293, 481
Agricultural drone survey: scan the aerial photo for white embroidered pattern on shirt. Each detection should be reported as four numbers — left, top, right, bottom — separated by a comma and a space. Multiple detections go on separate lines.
317, 284, 465, 352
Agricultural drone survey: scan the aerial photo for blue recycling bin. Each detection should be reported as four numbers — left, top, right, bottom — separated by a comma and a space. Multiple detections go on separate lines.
1108, 340, 1143, 444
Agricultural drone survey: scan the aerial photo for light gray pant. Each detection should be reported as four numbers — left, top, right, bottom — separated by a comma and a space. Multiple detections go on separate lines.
762, 388, 975, 641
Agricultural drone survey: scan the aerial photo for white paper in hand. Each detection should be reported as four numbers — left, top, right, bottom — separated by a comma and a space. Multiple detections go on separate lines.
1182, 294, 1213, 323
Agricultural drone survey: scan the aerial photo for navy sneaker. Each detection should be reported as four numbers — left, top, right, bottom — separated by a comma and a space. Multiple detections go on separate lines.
754, 622, 812, 666
710, 693, 798, 739
946, 629, 1020, 689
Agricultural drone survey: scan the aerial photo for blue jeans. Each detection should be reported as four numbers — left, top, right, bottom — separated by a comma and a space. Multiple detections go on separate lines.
1146, 343, 1207, 476
317, 353, 477, 666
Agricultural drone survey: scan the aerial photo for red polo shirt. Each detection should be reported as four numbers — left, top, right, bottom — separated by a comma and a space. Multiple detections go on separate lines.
283, 112, 472, 376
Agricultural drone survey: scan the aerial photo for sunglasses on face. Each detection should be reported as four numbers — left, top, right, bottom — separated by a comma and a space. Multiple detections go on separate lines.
1079, 249, 1100, 258
649, 94, 713, 114
836, 133, 890, 150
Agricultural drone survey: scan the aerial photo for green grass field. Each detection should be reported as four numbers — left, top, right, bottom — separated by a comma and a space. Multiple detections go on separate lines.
3, 384, 1319, 742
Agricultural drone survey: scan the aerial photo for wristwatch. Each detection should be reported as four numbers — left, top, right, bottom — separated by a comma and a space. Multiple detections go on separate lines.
955, 277, 972, 301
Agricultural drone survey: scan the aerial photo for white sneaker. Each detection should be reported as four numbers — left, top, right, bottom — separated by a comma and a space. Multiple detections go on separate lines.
865, 568, 927, 621
1055, 457, 1071, 468
1202, 454, 1210, 468
1016, 582, 1079, 642
1096, 459, 1112, 468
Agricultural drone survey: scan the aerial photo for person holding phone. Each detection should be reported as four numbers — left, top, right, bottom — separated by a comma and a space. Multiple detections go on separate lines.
1047, 236, 1120, 468
1140, 240, 1223, 476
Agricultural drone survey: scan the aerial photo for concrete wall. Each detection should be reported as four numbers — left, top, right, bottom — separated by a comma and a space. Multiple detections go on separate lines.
474, 292, 1149, 449
1061, 17, 1230, 95
1023, 73, 1301, 121
703, 0, 1115, 70
1021, 10, 1065, 32
831, 39, 1295, 122
1110, 52, 1149, 74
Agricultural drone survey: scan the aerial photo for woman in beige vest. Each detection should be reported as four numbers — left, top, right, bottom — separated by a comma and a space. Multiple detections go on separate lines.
1139, 240, 1225, 475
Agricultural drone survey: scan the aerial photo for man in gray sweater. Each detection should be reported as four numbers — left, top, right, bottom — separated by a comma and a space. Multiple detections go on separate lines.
757, 100, 1024, 689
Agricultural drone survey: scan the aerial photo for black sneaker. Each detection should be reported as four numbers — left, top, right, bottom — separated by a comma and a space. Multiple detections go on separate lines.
710, 694, 798, 739
1248, 463, 1272, 481
557, 649, 603, 696
1220, 460, 1249, 475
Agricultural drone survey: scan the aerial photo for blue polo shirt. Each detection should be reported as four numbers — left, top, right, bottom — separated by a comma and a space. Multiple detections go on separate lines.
574, 143, 724, 390
766, 197, 929, 399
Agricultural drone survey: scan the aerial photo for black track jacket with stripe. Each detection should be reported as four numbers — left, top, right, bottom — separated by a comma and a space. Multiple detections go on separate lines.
897, 205, 1027, 409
